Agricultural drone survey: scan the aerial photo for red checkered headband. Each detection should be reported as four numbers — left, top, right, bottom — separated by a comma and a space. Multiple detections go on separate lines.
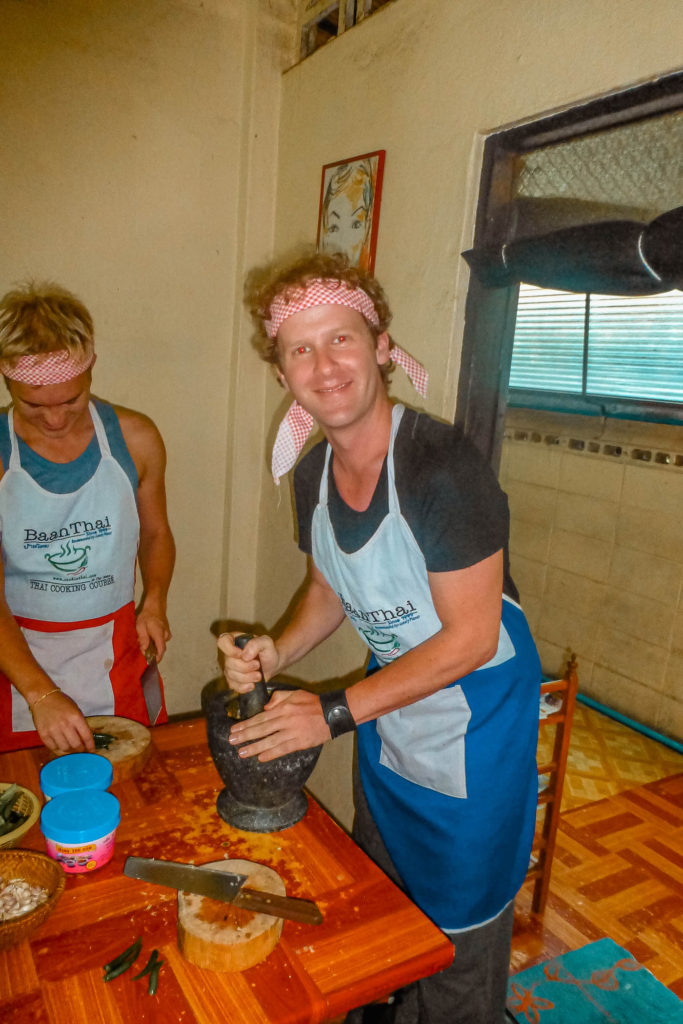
0, 348, 95, 386
267, 279, 429, 484
265, 279, 381, 338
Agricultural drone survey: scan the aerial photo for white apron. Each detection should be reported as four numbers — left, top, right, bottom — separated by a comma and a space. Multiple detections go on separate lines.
312, 403, 515, 798
0, 403, 140, 732
310, 403, 540, 929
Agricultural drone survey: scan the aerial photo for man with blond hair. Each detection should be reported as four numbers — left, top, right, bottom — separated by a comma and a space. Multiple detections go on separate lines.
219, 251, 541, 1024
0, 281, 175, 753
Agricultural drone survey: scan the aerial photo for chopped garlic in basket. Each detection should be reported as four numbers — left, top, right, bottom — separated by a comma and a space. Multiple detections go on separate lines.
0, 877, 48, 920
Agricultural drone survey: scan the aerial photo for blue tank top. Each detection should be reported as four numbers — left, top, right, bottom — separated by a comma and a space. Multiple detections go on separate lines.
0, 398, 137, 496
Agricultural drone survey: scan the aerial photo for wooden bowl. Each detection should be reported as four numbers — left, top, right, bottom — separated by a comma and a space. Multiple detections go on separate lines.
0, 783, 41, 850
0, 850, 65, 951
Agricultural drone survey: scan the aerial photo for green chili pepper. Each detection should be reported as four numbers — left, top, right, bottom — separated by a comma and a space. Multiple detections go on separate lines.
148, 960, 163, 996
104, 958, 138, 982
0, 783, 20, 819
93, 732, 116, 750
0, 814, 27, 837
103, 936, 142, 974
132, 948, 159, 980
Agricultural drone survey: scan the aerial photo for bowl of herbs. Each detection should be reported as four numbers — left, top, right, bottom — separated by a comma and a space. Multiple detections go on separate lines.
0, 782, 41, 850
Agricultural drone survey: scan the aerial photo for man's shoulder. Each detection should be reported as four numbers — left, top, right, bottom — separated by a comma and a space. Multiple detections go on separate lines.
396, 406, 499, 500
398, 405, 464, 443
101, 398, 155, 429
94, 398, 165, 481
293, 438, 327, 493
397, 407, 474, 467
99, 400, 163, 448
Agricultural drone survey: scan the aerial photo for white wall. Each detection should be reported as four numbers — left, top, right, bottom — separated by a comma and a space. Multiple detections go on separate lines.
0, 0, 296, 714
257, 0, 683, 826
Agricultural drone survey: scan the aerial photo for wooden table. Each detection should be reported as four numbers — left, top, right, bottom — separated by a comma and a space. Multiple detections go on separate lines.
0, 717, 453, 1023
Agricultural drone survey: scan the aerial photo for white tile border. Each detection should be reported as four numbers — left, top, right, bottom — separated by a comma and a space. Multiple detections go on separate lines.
504, 429, 683, 470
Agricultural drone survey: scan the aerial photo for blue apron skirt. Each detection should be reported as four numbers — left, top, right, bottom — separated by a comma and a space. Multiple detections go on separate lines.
358, 597, 540, 931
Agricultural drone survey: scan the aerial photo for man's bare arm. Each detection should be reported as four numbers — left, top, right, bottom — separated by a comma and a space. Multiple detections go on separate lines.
0, 559, 94, 752
117, 407, 176, 660
218, 559, 346, 689
227, 550, 504, 761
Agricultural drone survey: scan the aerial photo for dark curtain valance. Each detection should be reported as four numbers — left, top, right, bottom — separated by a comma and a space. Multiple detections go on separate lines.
462, 206, 682, 295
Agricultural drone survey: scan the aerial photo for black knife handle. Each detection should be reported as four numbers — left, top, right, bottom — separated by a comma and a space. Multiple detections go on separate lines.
234, 633, 269, 719
234, 886, 323, 926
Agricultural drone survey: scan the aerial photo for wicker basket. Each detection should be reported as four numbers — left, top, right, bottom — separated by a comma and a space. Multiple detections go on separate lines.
0, 783, 42, 850
0, 850, 65, 951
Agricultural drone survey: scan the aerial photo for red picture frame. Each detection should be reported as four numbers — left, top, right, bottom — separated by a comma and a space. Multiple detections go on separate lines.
316, 149, 385, 272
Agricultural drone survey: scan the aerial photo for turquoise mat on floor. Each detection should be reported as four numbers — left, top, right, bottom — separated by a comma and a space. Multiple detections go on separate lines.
507, 938, 683, 1023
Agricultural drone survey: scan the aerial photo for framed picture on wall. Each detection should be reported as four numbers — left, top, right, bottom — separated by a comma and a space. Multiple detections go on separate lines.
316, 149, 385, 272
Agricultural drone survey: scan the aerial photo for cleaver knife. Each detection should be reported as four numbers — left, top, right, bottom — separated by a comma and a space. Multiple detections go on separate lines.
123, 856, 323, 925
141, 645, 163, 725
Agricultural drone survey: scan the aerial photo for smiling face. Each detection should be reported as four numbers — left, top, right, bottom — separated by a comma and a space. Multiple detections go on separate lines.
6, 367, 93, 443
276, 305, 391, 436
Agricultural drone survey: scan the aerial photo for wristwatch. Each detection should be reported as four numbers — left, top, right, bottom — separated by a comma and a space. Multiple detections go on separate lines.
319, 689, 356, 738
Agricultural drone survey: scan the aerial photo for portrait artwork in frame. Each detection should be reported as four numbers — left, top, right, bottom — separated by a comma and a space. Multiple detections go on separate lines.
316, 149, 385, 272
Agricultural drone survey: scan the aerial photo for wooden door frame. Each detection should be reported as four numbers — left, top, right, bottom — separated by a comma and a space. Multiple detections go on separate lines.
455, 69, 683, 473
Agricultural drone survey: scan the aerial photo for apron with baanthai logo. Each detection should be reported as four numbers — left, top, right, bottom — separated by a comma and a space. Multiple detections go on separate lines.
0, 403, 155, 750
312, 403, 540, 930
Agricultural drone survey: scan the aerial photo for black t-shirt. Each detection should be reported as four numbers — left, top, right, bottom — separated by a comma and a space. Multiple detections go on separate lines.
294, 406, 519, 600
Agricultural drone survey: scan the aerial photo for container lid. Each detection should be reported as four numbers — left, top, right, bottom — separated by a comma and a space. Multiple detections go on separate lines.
40, 753, 113, 798
40, 790, 120, 844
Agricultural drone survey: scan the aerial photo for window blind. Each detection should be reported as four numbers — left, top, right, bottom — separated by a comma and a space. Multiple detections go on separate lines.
588, 292, 683, 402
509, 284, 683, 409
509, 287, 585, 393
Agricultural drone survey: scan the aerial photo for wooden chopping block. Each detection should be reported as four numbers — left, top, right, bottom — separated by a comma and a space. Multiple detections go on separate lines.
51, 715, 152, 783
177, 859, 286, 973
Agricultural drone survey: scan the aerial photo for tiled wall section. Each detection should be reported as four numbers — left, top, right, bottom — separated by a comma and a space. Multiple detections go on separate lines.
500, 408, 683, 744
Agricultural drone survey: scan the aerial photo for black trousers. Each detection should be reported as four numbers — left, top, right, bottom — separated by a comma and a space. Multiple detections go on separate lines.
345, 761, 515, 1024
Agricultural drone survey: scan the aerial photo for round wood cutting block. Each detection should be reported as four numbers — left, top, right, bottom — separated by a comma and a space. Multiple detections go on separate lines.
52, 716, 152, 783
177, 859, 286, 973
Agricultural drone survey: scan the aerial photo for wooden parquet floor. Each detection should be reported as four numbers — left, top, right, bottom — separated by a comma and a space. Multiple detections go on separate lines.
538, 702, 683, 811
330, 708, 683, 1021
514, 706, 683, 999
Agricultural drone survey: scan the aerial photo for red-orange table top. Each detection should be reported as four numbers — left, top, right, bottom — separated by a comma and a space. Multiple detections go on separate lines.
0, 716, 453, 1024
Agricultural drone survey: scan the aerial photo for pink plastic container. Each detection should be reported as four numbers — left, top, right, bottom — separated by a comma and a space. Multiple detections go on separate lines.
40, 791, 120, 873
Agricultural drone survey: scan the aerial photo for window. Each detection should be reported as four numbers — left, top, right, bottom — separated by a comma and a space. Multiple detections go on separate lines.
456, 71, 683, 466
298, 0, 394, 61
508, 284, 683, 423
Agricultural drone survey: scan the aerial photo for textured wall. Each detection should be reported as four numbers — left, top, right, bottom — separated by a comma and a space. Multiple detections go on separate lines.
0, 0, 296, 714
260, 0, 683, 825
501, 410, 683, 744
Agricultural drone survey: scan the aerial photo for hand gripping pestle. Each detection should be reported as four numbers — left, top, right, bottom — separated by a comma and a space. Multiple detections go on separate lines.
234, 633, 269, 720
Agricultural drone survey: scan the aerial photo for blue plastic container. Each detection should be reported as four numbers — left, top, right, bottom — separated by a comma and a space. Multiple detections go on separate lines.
40, 753, 113, 801
41, 791, 120, 873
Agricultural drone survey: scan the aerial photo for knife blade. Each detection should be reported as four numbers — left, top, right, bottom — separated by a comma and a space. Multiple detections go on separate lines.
123, 857, 323, 925
141, 646, 163, 725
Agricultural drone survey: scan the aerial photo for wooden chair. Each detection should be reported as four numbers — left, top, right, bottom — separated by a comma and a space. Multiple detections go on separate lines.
526, 654, 579, 915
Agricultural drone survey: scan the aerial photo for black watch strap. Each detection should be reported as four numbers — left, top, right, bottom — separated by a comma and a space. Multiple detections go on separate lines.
319, 689, 356, 739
